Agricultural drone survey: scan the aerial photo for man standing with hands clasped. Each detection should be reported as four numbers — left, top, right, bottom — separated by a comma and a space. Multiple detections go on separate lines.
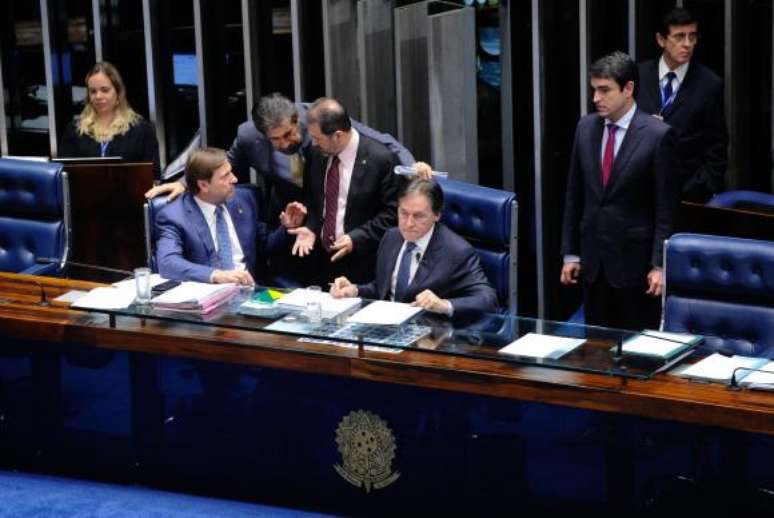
636, 7, 728, 203
331, 178, 497, 317
561, 51, 680, 331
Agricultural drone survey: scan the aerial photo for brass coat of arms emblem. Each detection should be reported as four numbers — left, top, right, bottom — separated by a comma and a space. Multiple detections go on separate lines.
334, 409, 400, 492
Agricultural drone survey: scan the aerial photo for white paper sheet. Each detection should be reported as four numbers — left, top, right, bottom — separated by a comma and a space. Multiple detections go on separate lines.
622, 330, 700, 357
679, 353, 767, 382
499, 332, 586, 360
345, 300, 422, 325
277, 288, 361, 318
71, 287, 137, 310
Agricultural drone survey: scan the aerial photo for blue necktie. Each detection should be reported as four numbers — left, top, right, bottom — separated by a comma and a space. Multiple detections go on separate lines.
394, 241, 417, 302
215, 205, 234, 270
661, 71, 677, 113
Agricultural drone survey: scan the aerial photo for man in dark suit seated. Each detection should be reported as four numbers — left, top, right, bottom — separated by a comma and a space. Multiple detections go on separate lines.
155, 147, 310, 284
290, 98, 409, 285
330, 178, 497, 316
561, 51, 681, 331
636, 7, 728, 203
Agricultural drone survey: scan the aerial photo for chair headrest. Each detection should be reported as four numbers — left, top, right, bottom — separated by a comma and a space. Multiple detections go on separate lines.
0, 159, 64, 217
666, 233, 774, 304
439, 177, 515, 246
706, 190, 774, 210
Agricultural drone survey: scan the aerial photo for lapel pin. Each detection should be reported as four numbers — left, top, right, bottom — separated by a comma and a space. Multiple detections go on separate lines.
238, 207, 243, 215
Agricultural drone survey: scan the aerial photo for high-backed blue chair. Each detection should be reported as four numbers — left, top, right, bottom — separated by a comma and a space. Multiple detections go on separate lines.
661, 233, 774, 357
706, 190, 774, 212
438, 177, 518, 314
0, 158, 70, 275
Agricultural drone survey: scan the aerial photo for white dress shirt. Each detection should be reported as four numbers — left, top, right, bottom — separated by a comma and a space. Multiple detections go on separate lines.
194, 196, 245, 274
390, 224, 435, 301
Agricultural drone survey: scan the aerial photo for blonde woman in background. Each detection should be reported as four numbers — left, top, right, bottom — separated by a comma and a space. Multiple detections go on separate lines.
60, 61, 160, 178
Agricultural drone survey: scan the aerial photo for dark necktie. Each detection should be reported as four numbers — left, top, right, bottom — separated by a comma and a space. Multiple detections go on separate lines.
321, 156, 340, 252
394, 241, 417, 302
215, 205, 234, 270
601, 124, 618, 188
661, 71, 677, 112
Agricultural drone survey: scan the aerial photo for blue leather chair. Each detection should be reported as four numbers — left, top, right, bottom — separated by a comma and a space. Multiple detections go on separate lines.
661, 233, 774, 357
0, 158, 70, 275
438, 177, 518, 314
706, 190, 774, 212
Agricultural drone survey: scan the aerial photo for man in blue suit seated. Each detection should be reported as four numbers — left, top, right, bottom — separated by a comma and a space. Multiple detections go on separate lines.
156, 147, 310, 285
330, 178, 497, 316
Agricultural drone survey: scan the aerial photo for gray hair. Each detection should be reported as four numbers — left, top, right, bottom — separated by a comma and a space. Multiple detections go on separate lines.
252, 93, 298, 134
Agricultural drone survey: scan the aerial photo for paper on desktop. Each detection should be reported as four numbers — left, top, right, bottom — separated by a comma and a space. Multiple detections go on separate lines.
679, 353, 767, 382
739, 361, 774, 388
345, 300, 422, 325
622, 330, 699, 357
151, 281, 235, 304
499, 332, 586, 360
277, 288, 361, 318
71, 286, 137, 310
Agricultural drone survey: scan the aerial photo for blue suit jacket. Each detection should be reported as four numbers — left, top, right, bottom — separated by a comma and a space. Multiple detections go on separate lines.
561, 109, 681, 288
156, 190, 285, 283
357, 223, 498, 316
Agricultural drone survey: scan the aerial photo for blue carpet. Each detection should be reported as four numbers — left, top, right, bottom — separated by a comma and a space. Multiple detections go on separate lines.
0, 471, 337, 518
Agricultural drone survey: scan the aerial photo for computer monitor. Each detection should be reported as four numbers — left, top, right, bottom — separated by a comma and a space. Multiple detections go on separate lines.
173, 53, 198, 87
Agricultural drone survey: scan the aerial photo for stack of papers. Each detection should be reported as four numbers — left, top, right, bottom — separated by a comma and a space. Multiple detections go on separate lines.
499, 333, 586, 360
678, 353, 768, 383
276, 288, 361, 319
152, 282, 239, 314
621, 330, 702, 359
345, 300, 422, 325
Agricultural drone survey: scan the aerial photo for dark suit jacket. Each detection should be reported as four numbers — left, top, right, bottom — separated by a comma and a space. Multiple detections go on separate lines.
227, 103, 414, 207
357, 224, 498, 316
561, 109, 681, 288
636, 59, 728, 203
156, 190, 285, 283
60, 118, 161, 179
304, 133, 403, 283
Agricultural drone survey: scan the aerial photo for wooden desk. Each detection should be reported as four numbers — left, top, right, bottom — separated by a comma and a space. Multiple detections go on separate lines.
0, 273, 772, 513
0, 272, 772, 435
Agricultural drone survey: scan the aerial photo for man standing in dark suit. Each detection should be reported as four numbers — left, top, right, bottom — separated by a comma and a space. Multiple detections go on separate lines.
636, 7, 728, 203
330, 178, 497, 316
291, 98, 404, 285
561, 51, 681, 331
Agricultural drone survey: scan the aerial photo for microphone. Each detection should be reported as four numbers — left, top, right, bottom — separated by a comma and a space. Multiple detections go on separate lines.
36, 257, 134, 277
729, 366, 774, 389
414, 252, 421, 263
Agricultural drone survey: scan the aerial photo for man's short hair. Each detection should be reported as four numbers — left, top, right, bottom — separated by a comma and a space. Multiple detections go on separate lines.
252, 93, 298, 134
399, 178, 444, 215
659, 7, 697, 37
185, 147, 227, 195
307, 97, 352, 135
589, 50, 639, 97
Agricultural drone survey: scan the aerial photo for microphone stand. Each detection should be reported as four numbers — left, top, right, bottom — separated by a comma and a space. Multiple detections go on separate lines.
35, 257, 134, 278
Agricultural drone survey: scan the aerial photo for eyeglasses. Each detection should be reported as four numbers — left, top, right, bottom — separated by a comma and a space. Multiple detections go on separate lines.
668, 32, 698, 44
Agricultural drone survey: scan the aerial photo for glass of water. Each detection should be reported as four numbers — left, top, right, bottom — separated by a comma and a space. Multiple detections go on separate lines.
306, 285, 322, 323
134, 267, 152, 304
